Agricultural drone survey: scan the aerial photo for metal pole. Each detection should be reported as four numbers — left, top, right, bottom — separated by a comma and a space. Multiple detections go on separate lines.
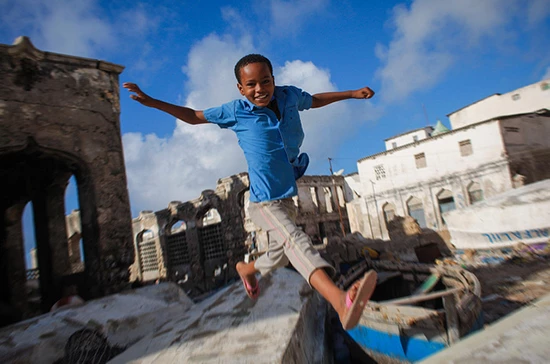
328, 158, 346, 236
371, 180, 383, 238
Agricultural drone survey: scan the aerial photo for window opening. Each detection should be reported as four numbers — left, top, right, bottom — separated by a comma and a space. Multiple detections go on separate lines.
323, 186, 334, 213
374, 164, 386, 180
504, 126, 520, 133
467, 182, 484, 204
382, 203, 396, 227
459, 139, 473, 157
199, 208, 225, 261
336, 186, 345, 208
310, 187, 319, 208
166, 220, 190, 266
437, 189, 455, 225
415, 153, 427, 169
407, 197, 427, 228
137, 229, 159, 281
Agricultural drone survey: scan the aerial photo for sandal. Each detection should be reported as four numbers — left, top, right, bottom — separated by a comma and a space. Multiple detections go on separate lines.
342, 270, 377, 330
240, 275, 260, 300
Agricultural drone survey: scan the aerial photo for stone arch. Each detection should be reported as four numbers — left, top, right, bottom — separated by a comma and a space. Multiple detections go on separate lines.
1, 37, 133, 325
201, 208, 222, 227
165, 218, 191, 279
168, 220, 187, 234
406, 196, 427, 228
0, 144, 103, 316
437, 189, 456, 226
382, 202, 397, 227
467, 181, 484, 204
198, 208, 224, 258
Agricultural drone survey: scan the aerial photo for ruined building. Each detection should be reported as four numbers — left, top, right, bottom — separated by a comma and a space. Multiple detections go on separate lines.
128, 173, 350, 295
0, 37, 134, 325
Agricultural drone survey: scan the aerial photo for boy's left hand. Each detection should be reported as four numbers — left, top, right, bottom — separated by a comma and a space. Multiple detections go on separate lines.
352, 87, 375, 99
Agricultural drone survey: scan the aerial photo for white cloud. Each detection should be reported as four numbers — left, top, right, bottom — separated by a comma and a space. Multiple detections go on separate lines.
268, 0, 329, 36
123, 40, 379, 213
375, 0, 523, 103
123, 34, 253, 213
276, 60, 375, 170
1, 0, 113, 57
543, 66, 550, 81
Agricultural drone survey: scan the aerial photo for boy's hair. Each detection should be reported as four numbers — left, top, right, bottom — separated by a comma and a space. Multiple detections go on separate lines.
234, 54, 273, 84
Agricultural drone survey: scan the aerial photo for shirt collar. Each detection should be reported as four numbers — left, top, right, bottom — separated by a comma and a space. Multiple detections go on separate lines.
242, 86, 284, 110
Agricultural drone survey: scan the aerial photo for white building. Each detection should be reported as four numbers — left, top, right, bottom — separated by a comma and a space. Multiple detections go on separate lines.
448, 78, 549, 129
346, 79, 550, 241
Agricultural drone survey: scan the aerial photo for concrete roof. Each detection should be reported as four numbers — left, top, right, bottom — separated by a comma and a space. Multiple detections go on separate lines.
384, 126, 434, 142
110, 268, 327, 364
421, 293, 550, 363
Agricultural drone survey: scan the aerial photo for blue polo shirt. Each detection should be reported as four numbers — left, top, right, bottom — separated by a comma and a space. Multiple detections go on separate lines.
204, 85, 312, 203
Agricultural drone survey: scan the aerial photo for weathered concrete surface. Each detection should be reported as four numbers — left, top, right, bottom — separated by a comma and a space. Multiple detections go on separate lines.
420, 292, 550, 363
0, 283, 194, 363
110, 268, 329, 364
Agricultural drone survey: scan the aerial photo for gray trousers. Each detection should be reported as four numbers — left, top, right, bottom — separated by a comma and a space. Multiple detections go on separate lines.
250, 198, 335, 285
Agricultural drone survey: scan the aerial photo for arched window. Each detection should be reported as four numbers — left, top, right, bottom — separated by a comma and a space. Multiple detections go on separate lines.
467, 182, 484, 204
382, 202, 396, 227
323, 186, 334, 213
136, 229, 159, 281
437, 189, 455, 225
170, 220, 186, 234
310, 187, 319, 209
336, 186, 346, 208
202, 208, 221, 226
166, 220, 190, 267
198, 208, 225, 261
407, 196, 427, 228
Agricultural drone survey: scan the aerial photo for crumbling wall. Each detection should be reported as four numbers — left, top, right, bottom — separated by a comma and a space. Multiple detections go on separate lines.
0, 37, 133, 322
323, 217, 453, 272
130, 173, 249, 297
295, 175, 350, 241
129, 173, 351, 296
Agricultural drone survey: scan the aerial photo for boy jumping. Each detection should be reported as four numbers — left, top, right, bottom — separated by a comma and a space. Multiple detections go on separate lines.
123, 54, 377, 330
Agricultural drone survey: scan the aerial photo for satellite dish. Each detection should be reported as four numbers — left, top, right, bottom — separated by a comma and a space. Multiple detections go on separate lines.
333, 169, 344, 176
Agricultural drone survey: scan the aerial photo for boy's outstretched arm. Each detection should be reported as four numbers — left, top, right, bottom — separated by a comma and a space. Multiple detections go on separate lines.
311, 86, 375, 108
123, 82, 207, 125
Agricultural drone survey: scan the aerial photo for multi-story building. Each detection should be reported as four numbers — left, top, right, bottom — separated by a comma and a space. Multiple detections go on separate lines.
346, 79, 550, 241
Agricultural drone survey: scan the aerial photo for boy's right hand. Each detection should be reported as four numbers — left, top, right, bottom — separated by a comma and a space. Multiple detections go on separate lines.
123, 82, 155, 107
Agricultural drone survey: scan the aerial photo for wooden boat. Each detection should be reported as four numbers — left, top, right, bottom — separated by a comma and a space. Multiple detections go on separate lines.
339, 259, 483, 363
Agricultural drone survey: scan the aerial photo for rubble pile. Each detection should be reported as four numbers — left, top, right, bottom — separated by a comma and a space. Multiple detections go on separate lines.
322, 216, 453, 272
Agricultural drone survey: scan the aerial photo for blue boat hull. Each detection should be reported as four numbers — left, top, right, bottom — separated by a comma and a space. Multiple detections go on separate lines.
348, 313, 484, 362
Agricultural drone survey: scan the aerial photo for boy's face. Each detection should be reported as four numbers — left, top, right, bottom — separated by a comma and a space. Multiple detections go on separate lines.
237, 62, 275, 107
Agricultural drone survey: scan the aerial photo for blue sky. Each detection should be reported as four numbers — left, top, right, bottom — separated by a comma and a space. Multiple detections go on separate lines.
2, 0, 550, 226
